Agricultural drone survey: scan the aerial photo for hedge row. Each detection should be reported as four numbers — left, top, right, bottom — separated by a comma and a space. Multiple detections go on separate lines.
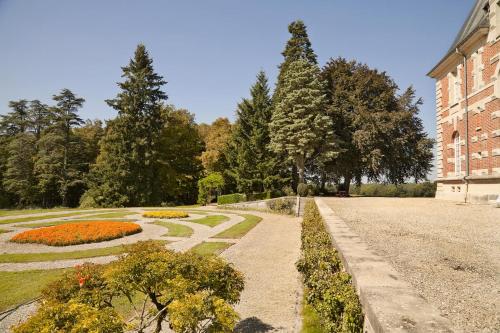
217, 193, 247, 205
349, 182, 436, 197
297, 201, 363, 333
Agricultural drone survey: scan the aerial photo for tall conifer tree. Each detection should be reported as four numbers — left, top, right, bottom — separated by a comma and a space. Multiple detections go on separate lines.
85, 44, 167, 207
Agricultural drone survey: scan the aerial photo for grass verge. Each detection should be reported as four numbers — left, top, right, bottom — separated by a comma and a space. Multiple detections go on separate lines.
0, 228, 11, 234
0, 245, 127, 263
72, 211, 136, 219
185, 215, 229, 227
301, 292, 325, 333
0, 269, 68, 311
212, 214, 262, 238
153, 221, 194, 237
20, 219, 135, 228
0, 211, 104, 225
189, 242, 232, 256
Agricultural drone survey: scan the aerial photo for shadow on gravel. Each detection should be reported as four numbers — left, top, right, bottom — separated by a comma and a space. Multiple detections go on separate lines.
234, 317, 275, 332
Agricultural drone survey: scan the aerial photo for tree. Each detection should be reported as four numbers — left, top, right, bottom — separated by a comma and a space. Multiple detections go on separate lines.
159, 106, 204, 204
199, 118, 232, 173
228, 71, 282, 193
273, 20, 319, 189
85, 44, 167, 207
321, 58, 433, 189
197, 172, 225, 205
28, 100, 50, 140
269, 58, 334, 185
35, 89, 85, 207
1, 100, 30, 135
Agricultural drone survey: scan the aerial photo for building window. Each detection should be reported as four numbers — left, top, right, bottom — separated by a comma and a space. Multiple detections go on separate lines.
454, 133, 461, 176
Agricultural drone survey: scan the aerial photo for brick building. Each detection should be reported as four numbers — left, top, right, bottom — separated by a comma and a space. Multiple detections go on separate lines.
428, 0, 500, 203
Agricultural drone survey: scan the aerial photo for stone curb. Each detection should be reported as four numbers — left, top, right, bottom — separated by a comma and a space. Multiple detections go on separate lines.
314, 198, 457, 333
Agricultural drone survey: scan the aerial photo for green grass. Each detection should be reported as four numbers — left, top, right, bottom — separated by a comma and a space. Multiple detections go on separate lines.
0, 269, 68, 311
0, 245, 128, 263
71, 211, 136, 219
153, 221, 194, 237
0, 211, 104, 225
189, 242, 233, 256
185, 215, 229, 227
0, 228, 11, 234
19, 219, 134, 228
0, 208, 83, 217
301, 291, 326, 333
212, 214, 262, 238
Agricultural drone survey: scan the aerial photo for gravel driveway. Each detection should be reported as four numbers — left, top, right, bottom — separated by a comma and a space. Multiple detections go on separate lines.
323, 197, 500, 333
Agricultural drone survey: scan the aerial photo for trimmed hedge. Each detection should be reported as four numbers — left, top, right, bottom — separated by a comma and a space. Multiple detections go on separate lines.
217, 193, 246, 205
297, 201, 363, 332
349, 182, 436, 197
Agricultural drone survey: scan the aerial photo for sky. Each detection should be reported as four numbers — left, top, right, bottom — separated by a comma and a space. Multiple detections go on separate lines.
0, 0, 473, 142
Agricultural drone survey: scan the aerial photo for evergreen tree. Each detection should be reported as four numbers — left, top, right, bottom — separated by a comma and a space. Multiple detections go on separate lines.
1, 100, 30, 135
229, 71, 281, 193
85, 44, 167, 207
28, 100, 50, 140
35, 89, 85, 207
269, 58, 333, 185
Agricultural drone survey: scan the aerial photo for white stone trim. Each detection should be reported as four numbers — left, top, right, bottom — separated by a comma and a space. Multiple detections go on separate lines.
493, 148, 500, 156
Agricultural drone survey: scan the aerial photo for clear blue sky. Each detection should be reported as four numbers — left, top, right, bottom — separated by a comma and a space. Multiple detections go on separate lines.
0, 0, 473, 141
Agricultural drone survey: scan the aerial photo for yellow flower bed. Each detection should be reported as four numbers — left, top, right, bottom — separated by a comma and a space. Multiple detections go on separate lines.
142, 211, 189, 219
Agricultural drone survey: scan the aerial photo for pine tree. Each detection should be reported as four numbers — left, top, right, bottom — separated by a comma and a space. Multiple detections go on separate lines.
28, 100, 50, 140
229, 71, 281, 193
269, 58, 333, 185
1, 100, 30, 135
85, 44, 167, 207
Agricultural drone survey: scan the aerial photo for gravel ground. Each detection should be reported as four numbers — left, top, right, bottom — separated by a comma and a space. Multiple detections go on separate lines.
222, 211, 302, 333
323, 197, 500, 333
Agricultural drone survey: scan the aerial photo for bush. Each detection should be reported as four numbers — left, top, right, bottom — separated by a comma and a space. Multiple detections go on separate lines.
297, 183, 309, 197
266, 197, 295, 215
296, 201, 364, 332
198, 173, 225, 205
142, 210, 189, 219
246, 191, 272, 201
14, 240, 245, 333
349, 182, 436, 197
217, 193, 246, 205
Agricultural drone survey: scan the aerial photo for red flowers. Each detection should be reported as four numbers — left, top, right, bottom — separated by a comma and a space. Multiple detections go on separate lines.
10, 221, 142, 246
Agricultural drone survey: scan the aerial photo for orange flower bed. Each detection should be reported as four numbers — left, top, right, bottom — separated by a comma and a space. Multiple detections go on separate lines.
10, 221, 142, 246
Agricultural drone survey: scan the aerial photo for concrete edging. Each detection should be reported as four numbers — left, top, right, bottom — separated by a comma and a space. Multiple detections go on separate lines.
314, 198, 456, 333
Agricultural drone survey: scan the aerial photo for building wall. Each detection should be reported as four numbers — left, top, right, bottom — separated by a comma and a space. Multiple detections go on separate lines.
434, 2, 500, 202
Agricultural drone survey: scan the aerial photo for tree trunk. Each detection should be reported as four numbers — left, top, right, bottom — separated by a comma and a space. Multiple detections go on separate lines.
320, 171, 327, 193
296, 156, 305, 184
343, 174, 352, 194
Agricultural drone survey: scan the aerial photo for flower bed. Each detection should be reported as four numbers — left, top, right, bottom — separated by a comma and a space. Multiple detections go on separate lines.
142, 211, 189, 219
10, 221, 142, 246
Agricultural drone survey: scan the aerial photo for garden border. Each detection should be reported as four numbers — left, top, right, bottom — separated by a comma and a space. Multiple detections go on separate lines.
314, 197, 454, 333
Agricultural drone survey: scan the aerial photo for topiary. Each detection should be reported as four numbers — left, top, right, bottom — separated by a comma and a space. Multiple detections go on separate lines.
297, 183, 309, 197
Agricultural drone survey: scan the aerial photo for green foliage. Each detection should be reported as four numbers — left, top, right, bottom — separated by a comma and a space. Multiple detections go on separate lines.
349, 182, 436, 197
297, 183, 309, 197
14, 241, 244, 333
12, 300, 124, 333
270, 57, 334, 185
296, 201, 363, 332
85, 44, 167, 207
266, 197, 295, 215
197, 172, 225, 205
217, 193, 246, 205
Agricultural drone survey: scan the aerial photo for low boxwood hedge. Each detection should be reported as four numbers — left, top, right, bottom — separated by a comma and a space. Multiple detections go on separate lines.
217, 193, 246, 205
297, 201, 364, 332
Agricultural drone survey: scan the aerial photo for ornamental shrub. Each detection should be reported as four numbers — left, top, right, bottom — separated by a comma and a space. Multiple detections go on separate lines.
296, 201, 364, 332
266, 197, 295, 215
217, 193, 246, 205
349, 182, 436, 197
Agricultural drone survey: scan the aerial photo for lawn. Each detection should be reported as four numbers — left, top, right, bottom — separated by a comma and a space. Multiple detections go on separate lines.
71, 211, 136, 219
0, 208, 83, 218
301, 294, 325, 333
0, 211, 104, 225
153, 221, 194, 237
185, 215, 229, 227
21, 218, 135, 228
0, 245, 128, 263
0, 228, 11, 234
212, 214, 261, 238
189, 242, 233, 256
0, 269, 68, 311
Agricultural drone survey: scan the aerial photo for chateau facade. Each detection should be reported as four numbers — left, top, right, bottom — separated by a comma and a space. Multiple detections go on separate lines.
428, 0, 500, 203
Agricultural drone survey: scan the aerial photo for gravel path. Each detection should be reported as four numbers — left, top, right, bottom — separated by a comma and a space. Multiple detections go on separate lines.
222, 211, 302, 333
323, 197, 500, 333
